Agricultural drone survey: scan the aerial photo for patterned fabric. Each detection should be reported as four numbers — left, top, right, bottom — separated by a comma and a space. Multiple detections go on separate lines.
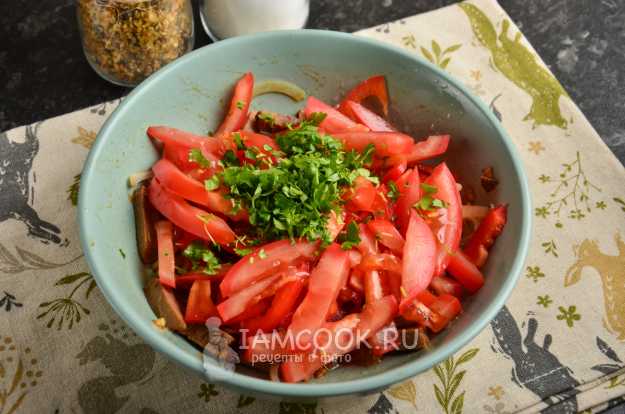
1, 0, 624, 412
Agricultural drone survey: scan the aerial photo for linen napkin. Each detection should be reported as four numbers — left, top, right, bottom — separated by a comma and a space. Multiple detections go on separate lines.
1, 0, 624, 412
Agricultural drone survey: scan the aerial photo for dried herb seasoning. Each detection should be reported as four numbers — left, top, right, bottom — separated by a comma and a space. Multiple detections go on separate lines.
77, 0, 194, 86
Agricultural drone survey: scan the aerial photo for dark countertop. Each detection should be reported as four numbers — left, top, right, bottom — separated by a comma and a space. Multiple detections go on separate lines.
1, 0, 623, 165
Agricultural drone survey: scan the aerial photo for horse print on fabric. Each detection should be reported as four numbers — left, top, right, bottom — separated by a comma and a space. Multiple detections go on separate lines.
490, 306, 580, 413
0, 124, 62, 244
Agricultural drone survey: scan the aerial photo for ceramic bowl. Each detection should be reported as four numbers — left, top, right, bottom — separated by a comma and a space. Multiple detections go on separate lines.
79, 30, 531, 399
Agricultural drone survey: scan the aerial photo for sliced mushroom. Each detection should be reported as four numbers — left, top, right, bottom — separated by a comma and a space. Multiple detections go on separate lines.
254, 111, 299, 133
144, 278, 187, 331
395, 328, 429, 352
132, 182, 158, 264
181, 324, 235, 349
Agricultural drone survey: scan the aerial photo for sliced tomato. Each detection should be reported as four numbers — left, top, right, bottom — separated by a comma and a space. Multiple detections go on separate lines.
220, 239, 317, 297
367, 219, 405, 255
227, 299, 270, 325
404, 135, 450, 165
217, 274, 281, 322
184, 280, 218, 324
424, 163, 462, 276
155, 220, 175, 288
464, 205, 507, 268
216, 72, 254, 136
364, 269, 384, 304
175, 271, 226, 289
370, 185, 393, 220
338, 75, 389, 118
394, 169, 422, 235
152, 158, 241, 219
382, 158, 407, 183
332, 131, 414, 157
163, 144, 204, 172
358, 253, 402, 275
227, 131, 280, 165
147, 126, 222, 153
356, 223, 378, 256
399, 211, 436, 312
395, 169, 412, 193
401, 299, 447, 333
148, 179, 236, 245
344, 100, 395, 131
281, 314, 360, 383
302, 96, 366, 133
281, 295, 397, 383
287, 243, 350, 349
430, 274, 464, 298
430, 293, 462, 322
242, 278, 306, 334
345, 176, 376, 212
446, 250, 485, 294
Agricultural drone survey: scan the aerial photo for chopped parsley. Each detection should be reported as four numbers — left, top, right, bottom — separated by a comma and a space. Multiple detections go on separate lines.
339, 221, 361, 250
204, 175, 220, 191
258, 249, 267, 259
218, 119, 377, 244
189, 148, 211, 168
258, 112, 275, 127
236, 100, 245, 110
387, 181, 400, 201
118, 248, 126, 259
234, 247, 253, 256
413, 183, 447, 211
182, 241, 221, 275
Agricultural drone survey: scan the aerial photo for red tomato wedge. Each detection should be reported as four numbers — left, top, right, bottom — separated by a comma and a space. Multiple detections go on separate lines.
241, 278, 307, 335
401, 298, 447, 333
399, 211, 437, 312
148, 179, 236, 245
464, 205, 507, 268
220, 239, 317, 297
403, 135, 451, 165
394, 169, 422, 235
332, 131, 414, 157
345, 176, 376, 212
446, 250, 485, 294
430, 274, 464, 298
358, 253, 402, 275
430, 293, 462, 322
163, 144, 206, 172
287, 243, 350, 349
147, 126, 222, 153
367, 219, 405, 255
424, 163, 462, 276
227, 299, 271, 324
338, 75, 389, 118
344, 100, 395, 132
184, 280, 218, 324
302, 96, 366, 133
382, 158, 407, 183
215, 72, 254, 136
217, 273, 281, 322
356, 223, 378, 256
152, 159, 241, 219
175, 271, 227, 289
226, 131, 280, 165
281, 295, 397, 383
155, 220, 175, 288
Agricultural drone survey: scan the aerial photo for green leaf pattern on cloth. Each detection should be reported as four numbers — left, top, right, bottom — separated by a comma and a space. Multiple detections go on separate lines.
0, 0, 624, 412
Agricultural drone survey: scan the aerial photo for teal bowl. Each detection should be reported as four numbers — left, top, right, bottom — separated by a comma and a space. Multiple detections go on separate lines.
79, 30, 531, 399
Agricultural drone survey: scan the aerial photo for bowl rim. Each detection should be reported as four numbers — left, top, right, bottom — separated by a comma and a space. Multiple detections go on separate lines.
79, 29, 532, 398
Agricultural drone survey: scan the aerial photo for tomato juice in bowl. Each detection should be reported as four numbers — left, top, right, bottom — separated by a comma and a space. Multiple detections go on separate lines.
78, 30, 531, 398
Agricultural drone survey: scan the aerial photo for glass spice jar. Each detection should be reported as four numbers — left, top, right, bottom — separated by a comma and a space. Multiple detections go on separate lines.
76, 0, 194, 87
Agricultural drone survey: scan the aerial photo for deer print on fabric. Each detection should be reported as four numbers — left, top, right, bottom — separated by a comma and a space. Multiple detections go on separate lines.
490, 306, 579, 413
0, 124, 62, 244
565, 233, 625, 340
76, 322, 156, 414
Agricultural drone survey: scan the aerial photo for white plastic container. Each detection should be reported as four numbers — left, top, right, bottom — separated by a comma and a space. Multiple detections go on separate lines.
200, 0, 309, 40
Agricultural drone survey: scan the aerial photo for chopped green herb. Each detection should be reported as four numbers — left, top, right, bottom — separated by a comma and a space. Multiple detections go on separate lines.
118, 248, 126, 259
233, 132, 245, 150
204, 175, 220, 191
189, 148, 211, 168
421, 183, 438, 195
262, 144, 273, 152
340, 221, 361, 250
219, 120, 375, 245
222, 150, 240, 167
307, 112, 327, 126
258, 112, 275, 127
234, 247, 253, 256
182, 241, 221, 275
236, 100, 245, 110
258, 249, 267, 259
387, 181, 400, 201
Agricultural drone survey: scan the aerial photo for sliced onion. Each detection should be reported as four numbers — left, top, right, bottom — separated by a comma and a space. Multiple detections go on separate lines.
253, 79, 307, 102
269, 364, 281, 382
